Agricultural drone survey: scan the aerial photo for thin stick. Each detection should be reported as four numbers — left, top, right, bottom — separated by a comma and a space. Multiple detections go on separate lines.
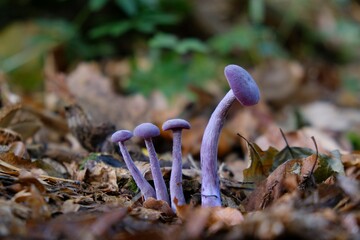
310, 136, 319, 175
279, 128, 294, 158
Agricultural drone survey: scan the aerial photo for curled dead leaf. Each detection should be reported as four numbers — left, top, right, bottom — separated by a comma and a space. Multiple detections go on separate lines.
207, 207, 244, 233
143, 197, 175, 217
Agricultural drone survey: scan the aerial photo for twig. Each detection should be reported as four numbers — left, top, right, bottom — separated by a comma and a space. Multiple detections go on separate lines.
279, 128, 294, 158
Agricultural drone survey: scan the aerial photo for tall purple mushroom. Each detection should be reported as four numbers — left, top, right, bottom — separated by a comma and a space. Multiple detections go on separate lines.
134, 123, 170, 204
201, 64, 260, 207
111, 130, 156, 199
162, 119, 191, 211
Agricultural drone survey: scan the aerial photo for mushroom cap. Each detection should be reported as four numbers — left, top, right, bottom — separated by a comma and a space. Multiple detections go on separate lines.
134, 123, 160, 139
111, 130, 133, 142
162, 119, 191, 131
224, 64, 260, 106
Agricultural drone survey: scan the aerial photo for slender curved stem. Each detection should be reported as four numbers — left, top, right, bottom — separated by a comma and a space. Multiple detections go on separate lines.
200, 90, 236, 207
170, 130, 185, 211
144, 138, 170, 204
118, 142, 156, 199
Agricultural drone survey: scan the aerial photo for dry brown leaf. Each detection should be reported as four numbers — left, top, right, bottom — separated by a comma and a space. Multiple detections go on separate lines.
253, 59, 304, 104
341, 152, 360, 180
61, 199, 81, 214
245, 154, 318, 211
0, 128, 22, 145
64, 104, 115, 152
143, 197, 175, 217
83, 160, 118, 192
90, 208, 129, 237
301, 101, 360, 133
8, 141, 28, 158
66, 63, 151, 130
181, 207, 211, 239
175, 198, 243, 235
17, 169, 47, 193
0, 103, 22, 127
12, 184, 51, 219
0, 199, 28, 235
0, 152, 38, 171
208, 207, 244, 233
130, 206, 163, 221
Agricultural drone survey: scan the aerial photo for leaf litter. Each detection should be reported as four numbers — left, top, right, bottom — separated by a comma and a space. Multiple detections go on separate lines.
0, 63, 359, 239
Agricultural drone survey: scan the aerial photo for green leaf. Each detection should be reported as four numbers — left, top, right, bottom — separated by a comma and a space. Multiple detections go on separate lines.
249, 0, 264, 24
89, 21, 132, 38
175, 38, 208, 54
271, 147, 314, 171
140, 12, 179, 25
149, 33, 178, 49
313, 150, 344, 182
89, 0, 109, 11
347, 131, 360, 150
125, 178, 140, 193
133, 20, 155, 33
115, 0, 138, 16
209, 26, 257, 55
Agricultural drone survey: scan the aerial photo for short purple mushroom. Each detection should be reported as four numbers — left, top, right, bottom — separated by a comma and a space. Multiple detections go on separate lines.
162, 119, 191, 211
134, 123, 170, 204
201, 64, 260, 207
111, 130, 156, 199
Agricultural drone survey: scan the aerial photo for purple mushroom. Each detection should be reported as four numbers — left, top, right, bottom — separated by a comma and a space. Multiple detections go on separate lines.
201, 64, 260, 207
134, 123, 170, 204
111, 130, 156, 199
162, 119, 191, 211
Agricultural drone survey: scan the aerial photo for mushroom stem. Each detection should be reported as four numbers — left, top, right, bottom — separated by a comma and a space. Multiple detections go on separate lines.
200, 91, 236, 207
170, 129, 186, 209
118, 142, 156, 199
144, 138, 170, 204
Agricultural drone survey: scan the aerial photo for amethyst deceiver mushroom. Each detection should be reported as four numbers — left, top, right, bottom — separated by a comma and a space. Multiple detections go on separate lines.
134, 123, 170, 204
201, 64, 260, 207
111, 130, 156, 199
162, 119, 191, 211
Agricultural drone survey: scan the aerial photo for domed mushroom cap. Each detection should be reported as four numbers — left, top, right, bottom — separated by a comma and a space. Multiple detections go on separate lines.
224, 64, 260, 106
162, 119, 191, 131
134, 123, 160, 139
111, 130, 133, 142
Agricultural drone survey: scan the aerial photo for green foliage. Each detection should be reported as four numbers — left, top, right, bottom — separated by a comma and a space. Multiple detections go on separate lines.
271, 147, 314, 171
125, 178, 140, 193
249, 0, 264, 24
89, 0, 109, 11
347, 132, 360, 150
1, 0, 360, 95
150, 33, 208, 54
88, 0, 180, 38
209, 25, 287, 62
314, 150, 343, 183
129, 54, 216, 97
126, 32, 214, 97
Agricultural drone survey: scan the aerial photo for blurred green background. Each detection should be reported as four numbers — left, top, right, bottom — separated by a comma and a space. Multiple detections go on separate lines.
0, 0, 360, 96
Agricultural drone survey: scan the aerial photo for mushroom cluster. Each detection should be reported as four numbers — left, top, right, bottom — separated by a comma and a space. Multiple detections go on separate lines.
112, 120, 190, 211
111, 64, 260, 212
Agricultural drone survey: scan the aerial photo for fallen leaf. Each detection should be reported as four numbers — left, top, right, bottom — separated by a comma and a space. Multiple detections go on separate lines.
242, 140, 279, 183
143, 197, 175, 217
245, 154, 319, 211
66, 63, 151, 130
